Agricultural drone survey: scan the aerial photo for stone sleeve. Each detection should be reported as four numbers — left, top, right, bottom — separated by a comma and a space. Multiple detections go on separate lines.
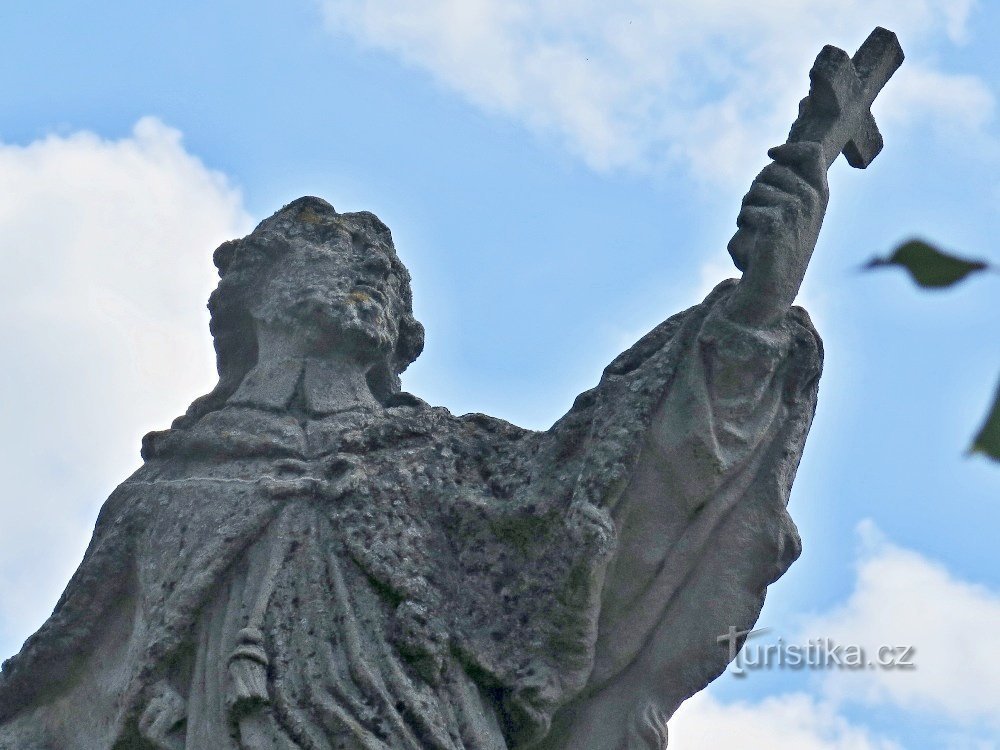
641, 306, 795, 517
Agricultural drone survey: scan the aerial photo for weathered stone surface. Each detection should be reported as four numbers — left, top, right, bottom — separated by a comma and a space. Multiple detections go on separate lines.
0, 28, 901, 750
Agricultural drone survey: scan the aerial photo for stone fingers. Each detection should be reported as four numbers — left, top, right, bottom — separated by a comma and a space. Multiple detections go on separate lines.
742, 178, 808, 225
767, 142, 829, 198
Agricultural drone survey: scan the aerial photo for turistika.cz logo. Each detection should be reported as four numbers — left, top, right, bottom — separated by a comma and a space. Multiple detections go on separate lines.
717, 626, 916, 677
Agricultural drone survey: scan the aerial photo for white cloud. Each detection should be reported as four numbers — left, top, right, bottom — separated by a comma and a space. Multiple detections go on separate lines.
321, 0, 995, 182
0, 118, 252, 654
669, 691, 900, 750
879, 63, 997, 137
670, 522, 1000, 747
801, 520, 1000, 726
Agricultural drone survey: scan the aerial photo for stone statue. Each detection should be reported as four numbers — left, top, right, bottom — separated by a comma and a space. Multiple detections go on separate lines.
0, 28, 902, 750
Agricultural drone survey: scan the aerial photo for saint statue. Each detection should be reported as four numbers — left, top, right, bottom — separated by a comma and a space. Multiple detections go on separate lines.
0, 29, 901, 750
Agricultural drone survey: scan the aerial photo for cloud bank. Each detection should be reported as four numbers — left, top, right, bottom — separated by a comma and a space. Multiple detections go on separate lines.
0, 118, 251, 653
804, 520, 1000, 727
670, 521, 1000, 747
670, 691, 900, 750
321, 0, 995, 182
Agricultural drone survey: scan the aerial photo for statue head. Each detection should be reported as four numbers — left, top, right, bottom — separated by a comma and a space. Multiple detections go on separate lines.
176, 197, 424, 426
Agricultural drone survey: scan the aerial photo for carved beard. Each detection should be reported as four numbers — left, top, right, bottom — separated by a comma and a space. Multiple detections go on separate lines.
253, 282, 398, 364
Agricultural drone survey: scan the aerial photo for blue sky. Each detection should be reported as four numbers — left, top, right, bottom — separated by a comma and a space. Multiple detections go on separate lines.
1, 2, 998, 748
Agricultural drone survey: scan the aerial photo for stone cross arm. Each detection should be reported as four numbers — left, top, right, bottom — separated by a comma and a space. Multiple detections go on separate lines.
788, 26, 904, 170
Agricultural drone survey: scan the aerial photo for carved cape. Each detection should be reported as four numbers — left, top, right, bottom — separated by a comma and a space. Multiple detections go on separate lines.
0, 281, 821, 749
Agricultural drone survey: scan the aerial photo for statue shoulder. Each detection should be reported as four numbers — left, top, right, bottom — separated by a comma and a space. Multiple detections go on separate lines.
383, 391, 538, 445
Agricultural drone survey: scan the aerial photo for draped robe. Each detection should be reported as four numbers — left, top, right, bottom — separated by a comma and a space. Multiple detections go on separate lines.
0, 281, 822, 749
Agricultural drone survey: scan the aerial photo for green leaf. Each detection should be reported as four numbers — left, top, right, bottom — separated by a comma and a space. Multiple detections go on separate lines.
970, 382, 1000, 462
864, 239, 990, 288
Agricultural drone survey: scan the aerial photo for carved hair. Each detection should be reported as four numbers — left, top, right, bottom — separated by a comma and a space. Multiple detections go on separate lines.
172, 197, 425, 428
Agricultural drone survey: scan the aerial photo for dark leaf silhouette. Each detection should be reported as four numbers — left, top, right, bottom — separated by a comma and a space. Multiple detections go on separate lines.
970, 383, 1000, 462
864, 239, 989, 288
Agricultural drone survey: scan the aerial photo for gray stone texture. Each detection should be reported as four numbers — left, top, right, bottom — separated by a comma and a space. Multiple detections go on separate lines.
0, 27, 902, 750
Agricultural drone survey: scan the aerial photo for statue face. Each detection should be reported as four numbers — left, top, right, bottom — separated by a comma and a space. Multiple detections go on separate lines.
250, 228, 409, 363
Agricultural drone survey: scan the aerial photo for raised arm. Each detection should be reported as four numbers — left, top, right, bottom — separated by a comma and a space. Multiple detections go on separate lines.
541, 28, 903, 750
726, 26, 903, 327
724, 141, 829, 327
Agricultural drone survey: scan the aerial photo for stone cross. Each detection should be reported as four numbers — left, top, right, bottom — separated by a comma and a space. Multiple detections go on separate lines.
788, 26, 904, 169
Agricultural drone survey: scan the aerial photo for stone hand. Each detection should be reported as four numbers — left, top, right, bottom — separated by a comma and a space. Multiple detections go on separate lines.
724, 141, 829, 327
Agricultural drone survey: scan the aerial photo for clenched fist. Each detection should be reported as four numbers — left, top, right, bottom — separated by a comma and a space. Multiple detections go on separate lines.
725, 141, 830, 327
